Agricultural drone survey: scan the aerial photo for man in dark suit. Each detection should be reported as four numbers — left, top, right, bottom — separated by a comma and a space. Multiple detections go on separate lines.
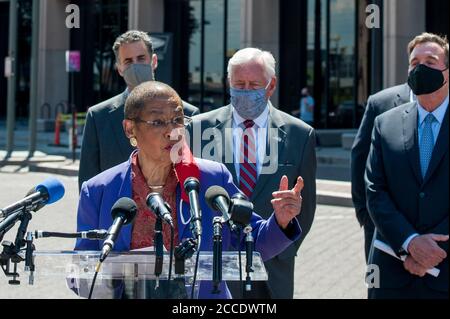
78, 30, 199, 190
365, 33, 449, 299
189, 48, 316, 299
351, 83, 411, 262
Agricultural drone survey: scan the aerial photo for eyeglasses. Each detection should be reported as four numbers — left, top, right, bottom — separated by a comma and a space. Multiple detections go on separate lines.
131, 115, 193, 129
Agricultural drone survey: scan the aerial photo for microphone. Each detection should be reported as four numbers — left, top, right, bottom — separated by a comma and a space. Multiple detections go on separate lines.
146, 193, 174, 227
34, 229, 108, 240
205, 186, 237, 231
183, 177, 202, 239
0, 178, 65, 218
99, 198, 137, 262
229, 193, 253, 227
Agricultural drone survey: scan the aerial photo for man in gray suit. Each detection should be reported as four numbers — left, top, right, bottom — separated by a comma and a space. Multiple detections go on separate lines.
366, 33, 448, 298
78, 30, 199, 190
351, 83, 411, 262
189, 48, 316, 299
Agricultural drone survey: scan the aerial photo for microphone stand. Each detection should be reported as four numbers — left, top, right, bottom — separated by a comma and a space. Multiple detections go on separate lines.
211, 216, 222, 294
33, 230, 108, 240
154, 216, 164, 289
0, 202, 34, 285
24, 231, 35, 285
243, 225, 254, 295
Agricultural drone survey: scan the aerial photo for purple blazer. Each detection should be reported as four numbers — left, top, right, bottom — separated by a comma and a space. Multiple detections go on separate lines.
75, 156, 301, 299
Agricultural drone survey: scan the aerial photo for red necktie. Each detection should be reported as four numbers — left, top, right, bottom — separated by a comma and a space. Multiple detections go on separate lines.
239, 120, 257, 198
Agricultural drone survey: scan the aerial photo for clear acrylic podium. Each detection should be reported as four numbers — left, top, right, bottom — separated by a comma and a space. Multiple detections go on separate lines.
25, 250, 268, 299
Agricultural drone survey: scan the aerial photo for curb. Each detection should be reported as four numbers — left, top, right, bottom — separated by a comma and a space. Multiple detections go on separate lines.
28, 164, 354, 208
317, 191, 353, 207
29, 162, 78, 177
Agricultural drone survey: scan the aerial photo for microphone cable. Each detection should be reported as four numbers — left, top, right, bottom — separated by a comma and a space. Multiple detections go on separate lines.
168, 225, 174, 282
237, 227, 243, 298
190, 237, 201, 299
88, 260, 102, 299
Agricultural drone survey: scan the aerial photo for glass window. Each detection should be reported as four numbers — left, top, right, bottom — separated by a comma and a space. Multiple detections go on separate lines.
90, 0, 128, 103
71, 0, 128, 111
0, 1, 8, 119
188, 0, 241, 112
16, 0, 32, 119
327, 0, 356, 128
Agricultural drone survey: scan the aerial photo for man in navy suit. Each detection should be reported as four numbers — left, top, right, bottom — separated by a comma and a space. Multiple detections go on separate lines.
365, 33, 449, 299
352, 83, 411, 263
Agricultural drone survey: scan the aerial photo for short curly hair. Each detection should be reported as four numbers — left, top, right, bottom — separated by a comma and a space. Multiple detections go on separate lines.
125, 81, 182, 120
113, 30, 153, 63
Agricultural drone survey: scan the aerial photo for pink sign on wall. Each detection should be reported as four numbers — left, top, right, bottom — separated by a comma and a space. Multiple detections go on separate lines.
66, 51, 81, 72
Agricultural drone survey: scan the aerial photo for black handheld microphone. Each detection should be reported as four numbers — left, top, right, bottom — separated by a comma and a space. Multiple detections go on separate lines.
205, 186, 238, 232
229, 193, 253, 227
183, 177, 202, 239
99, 198, 137, 262
146, 192, 174, 227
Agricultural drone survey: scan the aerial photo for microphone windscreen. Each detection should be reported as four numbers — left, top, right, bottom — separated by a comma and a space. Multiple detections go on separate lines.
184, 177, 200, 193
111, 197, 137, 225
35, 178, 65, 205
205, 185, 230, 211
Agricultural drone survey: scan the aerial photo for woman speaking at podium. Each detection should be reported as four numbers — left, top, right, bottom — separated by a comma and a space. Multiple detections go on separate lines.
75, 81, 303, 299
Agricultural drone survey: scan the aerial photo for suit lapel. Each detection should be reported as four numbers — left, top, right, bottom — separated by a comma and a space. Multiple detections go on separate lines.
115, 160, 133, 250
109, 92, 134, 159
395, 83, 411, 106
214, 105, 238, 182
251, 104, 287, 201
423, 107, 449, 184
403, 102, 423, 184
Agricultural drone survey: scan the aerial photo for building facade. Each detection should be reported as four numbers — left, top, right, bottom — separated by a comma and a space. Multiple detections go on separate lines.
0, 0, 448, 129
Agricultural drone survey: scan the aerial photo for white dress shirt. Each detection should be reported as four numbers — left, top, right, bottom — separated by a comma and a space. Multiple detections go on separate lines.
231, 104, 270, 181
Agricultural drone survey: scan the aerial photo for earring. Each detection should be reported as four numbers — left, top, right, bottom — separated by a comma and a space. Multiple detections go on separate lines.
130, 137, 138, 147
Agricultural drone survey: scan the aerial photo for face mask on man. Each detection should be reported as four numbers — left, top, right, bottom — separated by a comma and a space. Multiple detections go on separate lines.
407, 63, 448, 95
230, 80, 271, 120
122, 63, 154, 89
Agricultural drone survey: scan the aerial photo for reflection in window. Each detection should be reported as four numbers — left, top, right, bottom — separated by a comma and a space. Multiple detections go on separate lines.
16, 0, 32, 118
327, 0, 356, 128
90, 0, 128, 103
188, 0, 241, 112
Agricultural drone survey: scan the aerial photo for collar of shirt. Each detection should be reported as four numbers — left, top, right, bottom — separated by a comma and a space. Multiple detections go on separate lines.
410, 90, 416, 103
417, 94, 449, 126
232, 103, 270, 129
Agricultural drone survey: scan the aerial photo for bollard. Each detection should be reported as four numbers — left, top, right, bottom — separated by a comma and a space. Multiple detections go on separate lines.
54, 113, 61, 146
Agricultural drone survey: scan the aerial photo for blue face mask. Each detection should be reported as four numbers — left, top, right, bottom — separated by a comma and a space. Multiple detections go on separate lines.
230, 80, 271, 120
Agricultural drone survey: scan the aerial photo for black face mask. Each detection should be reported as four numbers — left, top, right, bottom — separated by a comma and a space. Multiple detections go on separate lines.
408, 64, 448, 95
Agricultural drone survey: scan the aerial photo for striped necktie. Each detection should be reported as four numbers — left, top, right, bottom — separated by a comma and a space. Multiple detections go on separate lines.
239, 120, 258, 198
420, 113, 436, 178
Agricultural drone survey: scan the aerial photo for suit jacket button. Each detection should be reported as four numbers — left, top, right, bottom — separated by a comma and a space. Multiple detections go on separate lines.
419, 192, 425, 198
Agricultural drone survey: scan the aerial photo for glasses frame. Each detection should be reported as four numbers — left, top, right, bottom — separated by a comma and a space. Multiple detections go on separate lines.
131, 115, 193, 130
